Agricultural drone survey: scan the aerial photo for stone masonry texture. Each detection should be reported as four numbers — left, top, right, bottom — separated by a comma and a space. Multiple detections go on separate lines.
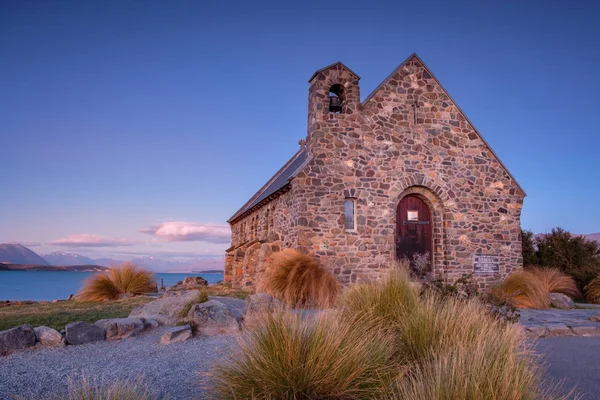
225, 54, 525, 291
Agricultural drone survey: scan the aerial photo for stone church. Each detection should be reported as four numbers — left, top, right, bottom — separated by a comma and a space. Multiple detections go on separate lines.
224, 53, 525, 291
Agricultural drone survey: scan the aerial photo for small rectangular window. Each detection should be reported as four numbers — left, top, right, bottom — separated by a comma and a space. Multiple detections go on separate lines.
344, 198, 356, 230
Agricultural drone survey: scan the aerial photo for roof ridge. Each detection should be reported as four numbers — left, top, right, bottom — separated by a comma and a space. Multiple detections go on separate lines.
308, 61, 361, 83
227, 148, 306, 223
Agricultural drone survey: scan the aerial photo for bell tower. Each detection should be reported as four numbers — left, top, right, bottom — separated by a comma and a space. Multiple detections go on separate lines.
306, 62, 361, 151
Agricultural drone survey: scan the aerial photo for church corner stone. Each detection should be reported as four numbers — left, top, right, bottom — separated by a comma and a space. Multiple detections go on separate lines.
225, 54, 524, 291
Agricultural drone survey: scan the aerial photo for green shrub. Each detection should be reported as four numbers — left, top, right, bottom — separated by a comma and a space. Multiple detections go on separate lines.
521, 229, 539, 266
212, 310, 395, 400
536, 228, 600, 291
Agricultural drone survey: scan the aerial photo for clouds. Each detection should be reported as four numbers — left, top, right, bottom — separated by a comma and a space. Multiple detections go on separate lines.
139, 222, 230, 244
49, 234, 137, 248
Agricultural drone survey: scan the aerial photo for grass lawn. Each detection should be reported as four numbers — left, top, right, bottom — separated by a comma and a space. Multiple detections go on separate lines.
203, 283, 250, 300
0, 297, 153, 331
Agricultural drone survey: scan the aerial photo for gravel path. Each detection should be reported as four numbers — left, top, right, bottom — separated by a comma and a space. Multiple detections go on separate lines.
0, 327, 236, 399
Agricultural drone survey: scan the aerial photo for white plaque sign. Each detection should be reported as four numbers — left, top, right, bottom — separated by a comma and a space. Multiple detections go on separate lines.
407, 210, 419, 221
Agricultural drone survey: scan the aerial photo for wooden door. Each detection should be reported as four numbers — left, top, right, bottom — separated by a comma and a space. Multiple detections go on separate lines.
396, 195, 432, 266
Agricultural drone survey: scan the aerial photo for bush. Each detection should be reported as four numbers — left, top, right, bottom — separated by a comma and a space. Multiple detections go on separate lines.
527, 267, 581, 299
493, 271, 551, 309
521, 229, 539, 266
585, 275, 600, 304
77, 263, 157, 302
536, 227, 600, 291
212, 310, 395, 400
263, 249, 340, 308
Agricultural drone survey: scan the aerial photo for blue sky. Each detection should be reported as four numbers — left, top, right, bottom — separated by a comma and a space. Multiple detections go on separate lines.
1, 0, 599, 261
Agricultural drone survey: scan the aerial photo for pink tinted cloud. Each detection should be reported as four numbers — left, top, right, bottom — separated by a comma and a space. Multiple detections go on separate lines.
50, 234, 137, 248
139, 222, 230, 244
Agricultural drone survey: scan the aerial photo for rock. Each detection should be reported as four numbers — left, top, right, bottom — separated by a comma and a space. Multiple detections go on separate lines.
524, 325, 549, 339
546, 323, 573, 337
590, 314, 600, 322
187, 300, 240, 335
141, 318, 159, 329
95, 318, 145, 340
65, 321, 105, 345
160, 325, 193, 344
34, 326, 65, 347
549, 293, 575, 309
243, 293, 284, 327
570, 325, 600, 336
118, 293, 135, 300
183, 276, 208, 288
0, 325, 36, 353
128, 290, 201, 326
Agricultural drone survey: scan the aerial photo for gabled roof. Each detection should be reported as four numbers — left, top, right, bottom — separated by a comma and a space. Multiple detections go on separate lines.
228, 148, 309, 223
308, 61, 361, 83
362, 53, 526, 196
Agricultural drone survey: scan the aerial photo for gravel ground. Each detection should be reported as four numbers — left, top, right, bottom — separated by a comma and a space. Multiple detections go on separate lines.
0, 327, 236, 400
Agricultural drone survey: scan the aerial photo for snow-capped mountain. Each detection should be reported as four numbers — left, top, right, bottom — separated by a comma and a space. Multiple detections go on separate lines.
42, 251, 94, 266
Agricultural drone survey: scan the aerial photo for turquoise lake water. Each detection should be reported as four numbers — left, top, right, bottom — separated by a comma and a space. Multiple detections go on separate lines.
0, 271, 224, 301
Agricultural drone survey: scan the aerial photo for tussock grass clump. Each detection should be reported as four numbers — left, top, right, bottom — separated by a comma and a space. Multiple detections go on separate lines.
341, 265, 419, 336
264, 249, 340, 308
15, 375, 161, 400
212, 264, 569, 399
585, 275, 600, 304
528, 267, 581, 299
77, 263, 156, 302
212, 310, 395, 400
493, 270, 551, 309
390, 338, 563, 400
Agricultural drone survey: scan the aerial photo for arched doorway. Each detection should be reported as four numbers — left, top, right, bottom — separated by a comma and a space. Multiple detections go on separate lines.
396, 194, 433, 275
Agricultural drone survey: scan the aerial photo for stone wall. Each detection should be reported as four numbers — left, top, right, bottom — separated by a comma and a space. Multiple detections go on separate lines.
225, 188, 299, 290
295, 55, 524, 288
226, 55, 525, 291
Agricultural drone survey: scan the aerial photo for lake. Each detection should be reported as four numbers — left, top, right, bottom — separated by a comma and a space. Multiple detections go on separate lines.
0, 271, 225, 301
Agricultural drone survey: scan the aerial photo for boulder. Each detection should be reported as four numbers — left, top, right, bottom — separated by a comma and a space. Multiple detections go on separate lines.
0, 325, 36, 353
549, 293, 575, 309
95, 318, 145, 340
243, 293, 283, 327
141, 318, 159, 330
65, 321, 105, 345
34, 326, 65, 347
161, 325, 193, 344
181, 276, 208, 289
188, 300, 240, 335
128, 290, 201, 326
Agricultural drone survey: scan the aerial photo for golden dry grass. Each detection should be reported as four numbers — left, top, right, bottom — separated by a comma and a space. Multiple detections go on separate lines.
263, 249, 340, 308
585, 275, 600, 304
77, 263, 157, 302
493, 270, 551, 309
528, 267, 581, 299
212, 264, 568, 399
212, 309, 396, 400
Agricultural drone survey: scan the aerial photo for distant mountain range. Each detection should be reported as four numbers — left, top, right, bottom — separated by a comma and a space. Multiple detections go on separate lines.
0, 245, 224, 272
0, 244, 49, 265
584, 233, 600, 243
